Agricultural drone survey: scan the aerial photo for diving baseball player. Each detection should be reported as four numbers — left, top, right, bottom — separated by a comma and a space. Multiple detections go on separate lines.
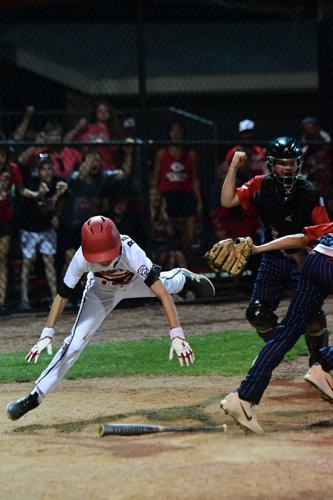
7, 215, 215, 420
221, 138, 330, 365
221, 221, 333, 435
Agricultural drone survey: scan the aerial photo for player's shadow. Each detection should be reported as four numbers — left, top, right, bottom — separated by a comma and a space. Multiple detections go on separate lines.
10, 396, 222, 434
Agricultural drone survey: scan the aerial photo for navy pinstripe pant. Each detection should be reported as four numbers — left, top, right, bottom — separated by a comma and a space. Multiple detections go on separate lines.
251, 252, 301, 310
238, 251, 333, 405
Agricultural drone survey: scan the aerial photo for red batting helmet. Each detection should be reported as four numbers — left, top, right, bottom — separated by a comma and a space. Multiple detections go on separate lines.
81, 216, 121, 263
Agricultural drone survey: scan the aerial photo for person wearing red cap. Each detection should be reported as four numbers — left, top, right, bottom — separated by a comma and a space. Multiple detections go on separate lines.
6, 215, 215, 421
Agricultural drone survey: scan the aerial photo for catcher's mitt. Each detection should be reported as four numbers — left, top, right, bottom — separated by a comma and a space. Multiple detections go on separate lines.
204, 236, 254, 276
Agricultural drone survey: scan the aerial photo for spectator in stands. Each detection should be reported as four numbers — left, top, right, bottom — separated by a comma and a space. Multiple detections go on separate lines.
64, 100, 122, 171
224, 119, 267, 181
150, 186, 187, 270
300, 117, 332, 197
18, 155, 67, 310
152, 119, 202, 263
0, 146, 48, 315
105, 187, 144, 246
18, 121, 82, 179
58, 151, 109, 268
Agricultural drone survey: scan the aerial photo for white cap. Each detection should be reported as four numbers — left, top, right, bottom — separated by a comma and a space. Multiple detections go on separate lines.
123, 117, 136, 129
239, 119, 255, 133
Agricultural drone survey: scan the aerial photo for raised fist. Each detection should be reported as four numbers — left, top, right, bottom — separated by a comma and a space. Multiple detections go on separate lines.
230, 151, 247, 170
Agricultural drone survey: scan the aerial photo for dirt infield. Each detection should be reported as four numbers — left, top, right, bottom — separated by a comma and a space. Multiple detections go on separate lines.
1, 299, 333, 499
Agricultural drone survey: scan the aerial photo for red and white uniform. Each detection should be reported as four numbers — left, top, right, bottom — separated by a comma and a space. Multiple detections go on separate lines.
304, 222, 333, 257
35, 235, 187, 396
0, 163, 22, 225
158, 148, 195, 193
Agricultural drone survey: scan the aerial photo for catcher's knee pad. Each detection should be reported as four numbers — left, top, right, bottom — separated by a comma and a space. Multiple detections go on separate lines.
304, 310, 327, 336
246, 300, 278, 339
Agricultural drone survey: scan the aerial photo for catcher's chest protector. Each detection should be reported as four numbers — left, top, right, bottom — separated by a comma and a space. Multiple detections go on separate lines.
254, 176, 318, 236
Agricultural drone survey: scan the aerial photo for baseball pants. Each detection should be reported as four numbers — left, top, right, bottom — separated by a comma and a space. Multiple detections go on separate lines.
238, 251, 333, 405
251, 253, 301, 310
35, 268, 186, 396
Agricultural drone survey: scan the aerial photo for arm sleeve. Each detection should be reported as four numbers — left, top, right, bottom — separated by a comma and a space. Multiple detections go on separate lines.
236, 176, 264, 211
57, 281, 74, 299
63, 247, 90, 290
304, 222, 333, 244
144, 264, 161, 287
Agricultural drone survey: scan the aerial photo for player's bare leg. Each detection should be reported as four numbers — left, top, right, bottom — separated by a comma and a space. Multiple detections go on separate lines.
20, 257, 33, 310
0, 235, 10, 314
42, 254, 57, 300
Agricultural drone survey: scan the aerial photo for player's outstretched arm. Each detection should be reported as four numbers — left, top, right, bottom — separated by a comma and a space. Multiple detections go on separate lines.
253, 233, 309, 254
150, 280, 195, 367
25, 295, 68, 364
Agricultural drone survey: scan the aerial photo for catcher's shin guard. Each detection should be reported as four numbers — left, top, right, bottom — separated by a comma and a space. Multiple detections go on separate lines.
304, 310, 329, 366
305, 330, 329, 367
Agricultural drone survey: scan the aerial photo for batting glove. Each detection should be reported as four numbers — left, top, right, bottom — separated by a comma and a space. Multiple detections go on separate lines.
169, 327, 195, 367
25, 327, 54, 364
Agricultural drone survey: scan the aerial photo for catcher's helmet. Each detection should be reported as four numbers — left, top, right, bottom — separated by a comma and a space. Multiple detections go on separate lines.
267, 136, 303, 192
81, 215, 121, 263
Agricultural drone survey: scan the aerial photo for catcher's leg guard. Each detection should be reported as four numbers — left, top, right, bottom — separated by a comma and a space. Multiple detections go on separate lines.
304, 310, 329, 366
246, 300, 278, 341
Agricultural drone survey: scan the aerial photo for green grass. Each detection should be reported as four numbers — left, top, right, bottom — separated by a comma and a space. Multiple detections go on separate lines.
0, 330, 308, 383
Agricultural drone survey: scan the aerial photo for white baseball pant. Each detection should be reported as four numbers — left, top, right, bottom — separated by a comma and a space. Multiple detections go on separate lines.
35, 269, 185, 396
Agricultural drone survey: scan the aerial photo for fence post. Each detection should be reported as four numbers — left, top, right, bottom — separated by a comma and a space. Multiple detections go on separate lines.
136, 0, 151, 252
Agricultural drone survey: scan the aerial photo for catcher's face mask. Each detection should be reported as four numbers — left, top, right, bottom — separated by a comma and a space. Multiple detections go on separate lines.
269, 157, 302, 192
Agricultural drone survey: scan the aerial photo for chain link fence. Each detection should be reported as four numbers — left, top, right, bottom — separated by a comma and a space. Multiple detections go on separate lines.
0, 1, 332, 313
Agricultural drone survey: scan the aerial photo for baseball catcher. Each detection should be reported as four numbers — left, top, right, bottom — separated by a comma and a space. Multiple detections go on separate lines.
204, 237, 254, 276
219, 140, 330, 368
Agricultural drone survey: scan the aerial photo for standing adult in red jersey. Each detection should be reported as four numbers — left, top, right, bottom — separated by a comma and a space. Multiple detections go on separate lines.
152, 119, 203, 262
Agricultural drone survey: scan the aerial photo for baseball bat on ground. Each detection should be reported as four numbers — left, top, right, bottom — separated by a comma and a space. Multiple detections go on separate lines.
99, 422, 228, 437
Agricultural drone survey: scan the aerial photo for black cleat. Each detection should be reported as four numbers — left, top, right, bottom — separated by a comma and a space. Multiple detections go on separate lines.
181, 268, 215, 299
7, 393, 40, 420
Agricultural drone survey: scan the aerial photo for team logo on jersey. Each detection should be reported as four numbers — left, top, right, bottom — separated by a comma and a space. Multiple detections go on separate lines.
138, 265, 149, 278
166, 162, 187, 183
170, 162, 184, 172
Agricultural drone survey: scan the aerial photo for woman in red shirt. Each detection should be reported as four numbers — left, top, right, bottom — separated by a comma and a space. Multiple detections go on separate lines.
65, 100, 121, 171
0, 148, 45, 315
152, 120, 203, 262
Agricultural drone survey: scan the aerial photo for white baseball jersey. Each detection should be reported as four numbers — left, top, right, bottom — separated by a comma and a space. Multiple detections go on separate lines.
35, 235, 186, 397
63, 235, 157, 294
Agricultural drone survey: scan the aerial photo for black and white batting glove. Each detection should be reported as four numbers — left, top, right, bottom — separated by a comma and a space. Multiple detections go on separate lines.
169, 327, 195, 367
25, 327, 54, 364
